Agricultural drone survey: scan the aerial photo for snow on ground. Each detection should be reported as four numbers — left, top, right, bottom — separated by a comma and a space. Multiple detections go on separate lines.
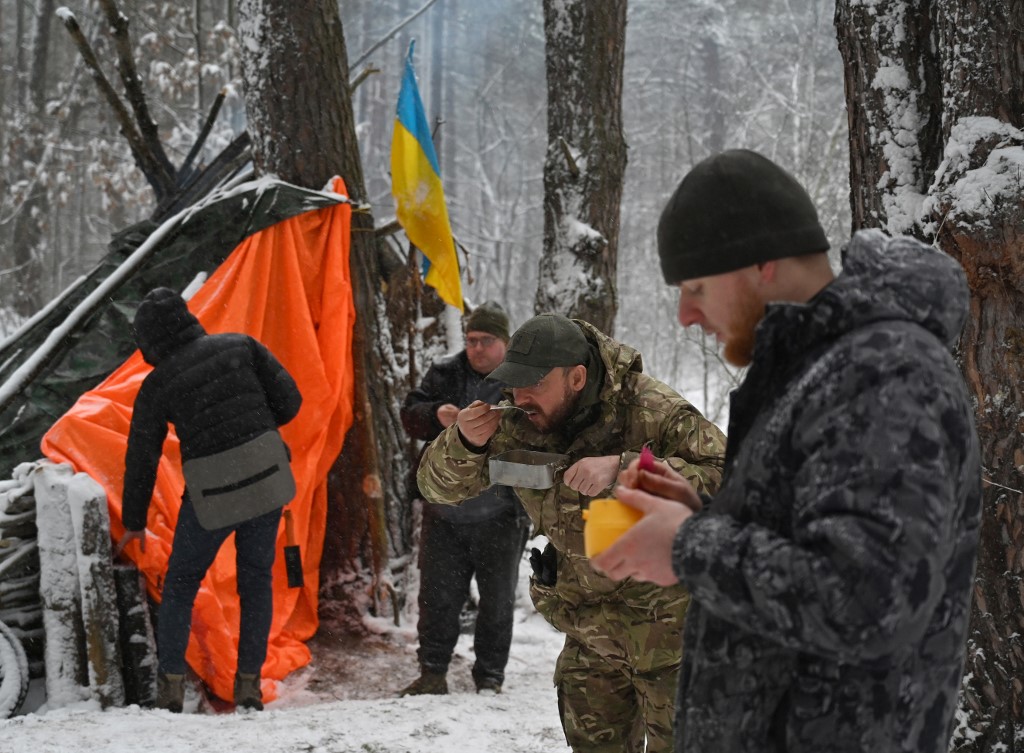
0, 545, 573, 753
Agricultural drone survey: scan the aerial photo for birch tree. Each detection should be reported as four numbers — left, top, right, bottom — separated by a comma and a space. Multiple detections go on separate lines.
836, 2, 1024, 749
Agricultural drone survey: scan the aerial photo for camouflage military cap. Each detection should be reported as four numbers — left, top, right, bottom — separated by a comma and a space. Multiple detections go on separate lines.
487, 313, 590, 387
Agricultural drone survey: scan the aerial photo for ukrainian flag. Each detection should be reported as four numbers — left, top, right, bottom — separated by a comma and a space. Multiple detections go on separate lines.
390, 41, 463, 312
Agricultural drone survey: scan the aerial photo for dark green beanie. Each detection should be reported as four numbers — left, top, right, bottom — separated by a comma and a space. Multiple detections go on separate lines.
465, 300, 510, 341
657, 149, 829, 284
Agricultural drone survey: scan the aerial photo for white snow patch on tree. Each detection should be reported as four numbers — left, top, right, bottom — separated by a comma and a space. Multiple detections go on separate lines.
872, 71, 926, 234
923, 116, 1024, 230
563, 215, 603, 247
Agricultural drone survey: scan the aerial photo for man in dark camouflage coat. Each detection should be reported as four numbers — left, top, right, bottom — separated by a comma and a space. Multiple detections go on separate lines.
593, 149, 982, 753
418, 312, 726, 752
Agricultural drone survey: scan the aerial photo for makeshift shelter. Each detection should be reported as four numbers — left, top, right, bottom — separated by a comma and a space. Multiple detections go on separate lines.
0, 177, 351, 477
4, 176, 356, 704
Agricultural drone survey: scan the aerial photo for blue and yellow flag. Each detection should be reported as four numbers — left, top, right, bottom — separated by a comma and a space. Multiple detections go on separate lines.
390, 41, 463, 311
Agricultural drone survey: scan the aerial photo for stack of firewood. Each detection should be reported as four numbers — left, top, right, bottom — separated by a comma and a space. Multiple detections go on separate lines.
0, 461, 157, 714
0, 464, 44, 680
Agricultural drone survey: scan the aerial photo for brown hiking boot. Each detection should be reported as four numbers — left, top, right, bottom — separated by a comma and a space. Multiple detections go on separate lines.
234, 672, 263, 711
475, 676, 502, 695
156, 672, 185, 713
398, 670, 448, 697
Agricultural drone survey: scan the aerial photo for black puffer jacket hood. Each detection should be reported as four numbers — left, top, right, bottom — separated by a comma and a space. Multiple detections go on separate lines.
133, 287, 206, 366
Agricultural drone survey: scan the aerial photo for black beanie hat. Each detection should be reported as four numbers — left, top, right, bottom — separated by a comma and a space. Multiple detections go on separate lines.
465, 300, 510, 342
657, 149, 829, 284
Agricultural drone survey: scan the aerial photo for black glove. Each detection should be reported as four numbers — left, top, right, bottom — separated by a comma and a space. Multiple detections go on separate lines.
529, 542, 557, 587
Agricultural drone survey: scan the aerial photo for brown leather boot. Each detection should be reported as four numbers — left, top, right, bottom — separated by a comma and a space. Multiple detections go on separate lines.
397, 670, 448, 697
156, 672, 185, 713
234, 672, 263, 711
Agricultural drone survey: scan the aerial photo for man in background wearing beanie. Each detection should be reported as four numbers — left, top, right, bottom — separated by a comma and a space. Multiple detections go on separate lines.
398, 301, 530, 696
418, 312, 726, 752
592, 149, 982, 753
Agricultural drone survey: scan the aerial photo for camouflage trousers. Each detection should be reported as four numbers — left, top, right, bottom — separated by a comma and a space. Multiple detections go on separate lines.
535, 583, 687, 753
555, 634, 680, 752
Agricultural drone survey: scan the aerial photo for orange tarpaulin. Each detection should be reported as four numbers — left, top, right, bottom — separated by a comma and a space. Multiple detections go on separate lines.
41, 177, 356, 703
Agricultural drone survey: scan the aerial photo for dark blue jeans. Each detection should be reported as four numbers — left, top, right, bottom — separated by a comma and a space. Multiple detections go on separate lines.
416, 508, 530, 684
157, 494, 282, 676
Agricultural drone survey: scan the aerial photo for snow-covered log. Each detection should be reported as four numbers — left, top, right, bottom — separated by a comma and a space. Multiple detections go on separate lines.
113, 563, 156, 707
35, 461, 125, 708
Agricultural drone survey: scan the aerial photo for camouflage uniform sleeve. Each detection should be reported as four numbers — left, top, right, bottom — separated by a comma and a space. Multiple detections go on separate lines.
624, 373, 727, 495
658, 404, 726, 494
416, 422, 492, 506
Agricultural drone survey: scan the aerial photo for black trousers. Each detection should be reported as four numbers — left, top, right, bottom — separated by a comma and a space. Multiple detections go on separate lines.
416, 508, 530, 684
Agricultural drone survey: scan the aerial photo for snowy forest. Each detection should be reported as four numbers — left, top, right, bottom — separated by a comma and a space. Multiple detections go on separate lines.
0, 0, 1022, 751
0, 0, 851, 423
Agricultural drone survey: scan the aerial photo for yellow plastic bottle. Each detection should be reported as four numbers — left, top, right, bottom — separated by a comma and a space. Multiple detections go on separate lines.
582, 498, 643, 557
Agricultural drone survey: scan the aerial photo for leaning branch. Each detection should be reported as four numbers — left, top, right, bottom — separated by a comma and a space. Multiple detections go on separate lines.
177, 89, 228, 181
57, 11, 161, 189
351, 0, 442, 69
350, 65, 380, 92
375, 219, 402, 238
152, 131, 253, 220
97, 0, 176, 185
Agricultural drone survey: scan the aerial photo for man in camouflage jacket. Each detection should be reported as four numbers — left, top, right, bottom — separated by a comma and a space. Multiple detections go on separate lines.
418, 312, 726, 753
593, 150, 982, 753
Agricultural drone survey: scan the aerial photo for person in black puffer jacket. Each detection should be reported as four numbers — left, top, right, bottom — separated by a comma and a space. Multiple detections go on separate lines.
117, 287, 302, 713
592, 150, 982, 753
397, 301, 530, 697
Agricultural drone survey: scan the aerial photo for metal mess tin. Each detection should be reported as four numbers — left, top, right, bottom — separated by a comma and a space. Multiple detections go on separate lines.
489, 450, 570, 489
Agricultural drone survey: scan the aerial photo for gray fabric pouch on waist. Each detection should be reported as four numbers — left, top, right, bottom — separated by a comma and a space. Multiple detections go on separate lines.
182, 430, 295, 530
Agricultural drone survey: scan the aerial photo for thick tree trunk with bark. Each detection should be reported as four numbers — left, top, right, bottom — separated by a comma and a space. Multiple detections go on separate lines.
837, 1, 1024, 748
834, 0, 941, 235
933, 3, 1024, 747
537, 0, 627, 333
237, 0, 411, 614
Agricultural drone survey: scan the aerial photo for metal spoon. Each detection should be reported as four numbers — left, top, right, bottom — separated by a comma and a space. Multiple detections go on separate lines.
489, 404, 537, 414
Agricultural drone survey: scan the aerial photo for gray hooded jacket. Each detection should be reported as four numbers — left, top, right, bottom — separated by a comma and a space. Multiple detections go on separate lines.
672, 230, 982, 753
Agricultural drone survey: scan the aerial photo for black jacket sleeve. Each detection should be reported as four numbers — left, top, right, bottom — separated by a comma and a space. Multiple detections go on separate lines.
249, 337, 302, 427
121, 377, 170, 532
400, 360, 456, 441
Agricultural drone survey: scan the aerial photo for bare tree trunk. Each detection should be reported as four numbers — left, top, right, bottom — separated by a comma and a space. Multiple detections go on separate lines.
837, 1, 1024, 748
237, 0, 412, 618
6, 0, 56, 316
536, 0, 627, 334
